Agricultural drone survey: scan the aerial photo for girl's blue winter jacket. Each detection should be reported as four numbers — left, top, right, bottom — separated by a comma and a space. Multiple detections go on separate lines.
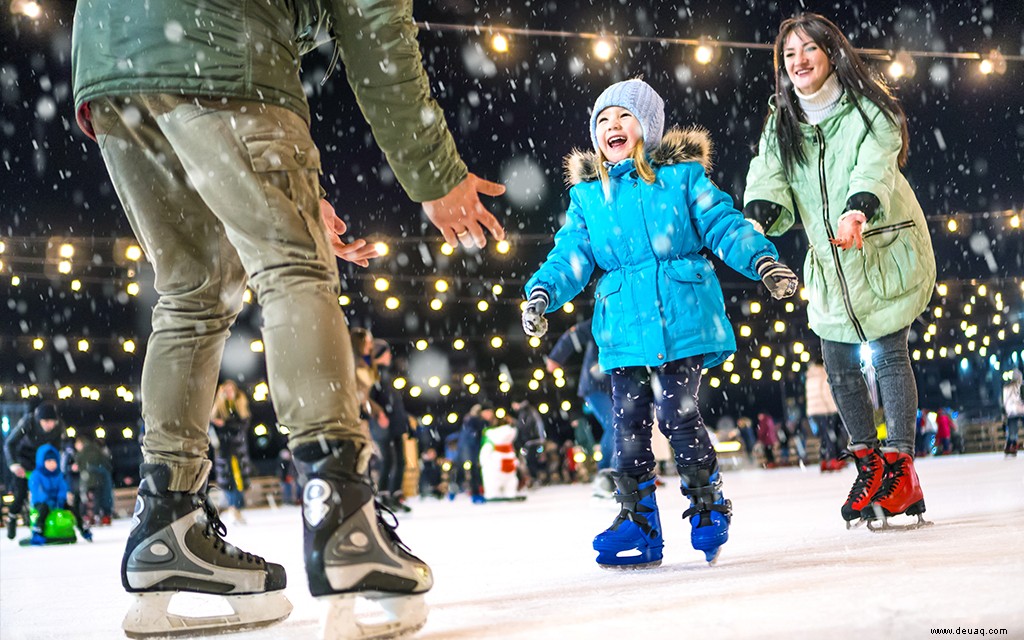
526, 128, 779, 371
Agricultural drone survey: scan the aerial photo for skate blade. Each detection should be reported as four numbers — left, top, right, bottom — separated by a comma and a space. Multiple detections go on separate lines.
597, 557, 663, 571
866, 513, 934, 533
704, 547, 723, 565
122, 590, 292, 639
320, 592, 428, 640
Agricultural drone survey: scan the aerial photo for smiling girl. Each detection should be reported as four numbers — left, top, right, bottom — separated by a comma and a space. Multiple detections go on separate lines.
521, 79, 798, 568
744, 14, 937, 530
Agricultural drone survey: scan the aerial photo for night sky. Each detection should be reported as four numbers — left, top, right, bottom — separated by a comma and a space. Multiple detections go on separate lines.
1, 1, 1022, 458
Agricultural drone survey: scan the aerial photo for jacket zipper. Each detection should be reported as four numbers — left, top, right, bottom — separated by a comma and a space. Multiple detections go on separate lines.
815, 126, 867, 342
862, 220, 915, 239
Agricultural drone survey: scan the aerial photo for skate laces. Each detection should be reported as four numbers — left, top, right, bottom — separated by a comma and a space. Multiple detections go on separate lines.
198, 495, 264, 565
873, 457, 908, 501
374, 498, 413, 555
847, 452, 882, 503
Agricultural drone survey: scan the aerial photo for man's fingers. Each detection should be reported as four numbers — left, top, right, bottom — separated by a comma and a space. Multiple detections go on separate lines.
472, 174, 506, 197
475, 204, 506, 241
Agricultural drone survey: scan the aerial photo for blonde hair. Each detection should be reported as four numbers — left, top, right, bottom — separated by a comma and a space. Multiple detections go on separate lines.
212, 380, 251, 421
596, 139, 657, 198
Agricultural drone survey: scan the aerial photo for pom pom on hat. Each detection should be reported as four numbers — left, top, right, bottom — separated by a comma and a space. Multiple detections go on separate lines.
590, 79, 665, 153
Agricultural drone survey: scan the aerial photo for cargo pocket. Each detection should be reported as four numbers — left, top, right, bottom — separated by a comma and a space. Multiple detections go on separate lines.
593, 274, 624, 350
861, 221, 926, 300
240, 133, 324, 244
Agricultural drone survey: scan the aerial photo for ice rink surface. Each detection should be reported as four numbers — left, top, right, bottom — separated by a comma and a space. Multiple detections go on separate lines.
1, 452, 1022, 640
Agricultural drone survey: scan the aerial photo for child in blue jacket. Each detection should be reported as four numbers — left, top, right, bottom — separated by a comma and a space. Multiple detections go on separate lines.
28, 444, 92, 544
522, 79, 798, 568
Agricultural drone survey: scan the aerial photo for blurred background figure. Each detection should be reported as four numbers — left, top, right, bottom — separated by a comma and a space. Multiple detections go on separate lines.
457, 403, 494, 503
805, 359, 847, 472
1003, 370, 1023, 457
72, 434, 114, 525
210, 380, 253, 524
369, 339, 413, 514
4, 403, 66, 540
757, 412, 779, 469
511, 399, 546, 489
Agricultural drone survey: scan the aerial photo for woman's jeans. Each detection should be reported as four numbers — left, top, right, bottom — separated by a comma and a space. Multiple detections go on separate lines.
611, 357, 715, 477
821, 327, 917, 455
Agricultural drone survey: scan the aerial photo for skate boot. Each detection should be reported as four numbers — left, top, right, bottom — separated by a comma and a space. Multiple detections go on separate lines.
680, 464, 732, 565
840, 444, 885, 528
293, 440, 432, 640
121, 462, 291, 638
862, 449, 931, 531
5, 515, 16, 540
592, 472, 663, 569
1006, 441, 1018, 457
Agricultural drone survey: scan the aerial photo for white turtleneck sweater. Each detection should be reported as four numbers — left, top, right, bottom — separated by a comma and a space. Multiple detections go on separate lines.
795, 73, 843, 125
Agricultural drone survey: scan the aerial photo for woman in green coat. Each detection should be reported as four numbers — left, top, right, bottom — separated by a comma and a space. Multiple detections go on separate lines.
744, 13, 936, 530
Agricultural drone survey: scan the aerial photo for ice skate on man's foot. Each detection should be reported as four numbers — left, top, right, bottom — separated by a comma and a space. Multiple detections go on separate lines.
592, 472, 663, 569
680, 464, 732, 565
121, 462, 291, 639
861, 449, 931, 532
840, 444, 885, 529
293, 440, 432, 640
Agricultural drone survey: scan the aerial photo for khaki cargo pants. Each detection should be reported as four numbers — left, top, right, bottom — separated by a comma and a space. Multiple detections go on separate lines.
91, 95, 364, 491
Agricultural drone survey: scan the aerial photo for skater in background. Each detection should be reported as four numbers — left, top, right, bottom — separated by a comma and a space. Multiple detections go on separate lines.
350, 327, 387, 445
757, 412, 780, 469
72, 0, 505, 634
805, 358, 847, 472
1002, 370, 1023, 457
522, 78, 798, 568
546, 319, 614, 471
744, 13, 936, 528
370, 339, 414, 514
72, 434, 114, 525
456, 403, 494, 503
511, 399, 547, 488
210, 380, 253, 525
28, 444, 91, 545
4, 403, 65, 541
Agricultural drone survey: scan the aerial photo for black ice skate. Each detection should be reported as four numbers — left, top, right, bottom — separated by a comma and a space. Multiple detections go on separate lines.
121, 462, 291, 638
294, 440, 432, 640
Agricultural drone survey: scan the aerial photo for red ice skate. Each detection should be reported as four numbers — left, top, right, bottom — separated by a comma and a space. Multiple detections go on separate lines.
861, 449, 931, 531
840, 444, 885, 528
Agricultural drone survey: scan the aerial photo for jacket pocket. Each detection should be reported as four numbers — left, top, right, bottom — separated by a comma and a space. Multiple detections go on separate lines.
804, 247, 829, 313
861, 221, 927, 300
593, 273, 624, 350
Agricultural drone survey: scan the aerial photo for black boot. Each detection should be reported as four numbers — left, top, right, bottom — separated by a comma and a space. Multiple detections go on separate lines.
120, 463, 291, 638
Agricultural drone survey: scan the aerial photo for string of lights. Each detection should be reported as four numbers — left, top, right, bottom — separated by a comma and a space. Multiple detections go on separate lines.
414, 21, 1022, 78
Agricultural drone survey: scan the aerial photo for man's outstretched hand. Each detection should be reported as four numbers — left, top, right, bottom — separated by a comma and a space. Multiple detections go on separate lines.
320, 199, 380, 267
422, 173, 506, 249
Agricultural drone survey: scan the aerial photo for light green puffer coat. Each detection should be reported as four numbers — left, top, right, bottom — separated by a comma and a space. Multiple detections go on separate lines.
744, 94, 936, 344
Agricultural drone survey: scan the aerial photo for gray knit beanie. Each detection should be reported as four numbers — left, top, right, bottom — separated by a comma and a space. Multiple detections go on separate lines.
589, 79, 665, 153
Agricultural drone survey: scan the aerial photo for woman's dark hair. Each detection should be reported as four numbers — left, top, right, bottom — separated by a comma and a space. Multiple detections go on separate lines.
769, 13, 909, 174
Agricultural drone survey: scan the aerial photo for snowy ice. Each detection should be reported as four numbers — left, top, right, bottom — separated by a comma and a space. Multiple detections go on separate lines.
1, 453, 1022, 639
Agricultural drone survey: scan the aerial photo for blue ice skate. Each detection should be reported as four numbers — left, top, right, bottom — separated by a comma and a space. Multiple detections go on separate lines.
680, 465, 732, 565
592, 472, 663, 569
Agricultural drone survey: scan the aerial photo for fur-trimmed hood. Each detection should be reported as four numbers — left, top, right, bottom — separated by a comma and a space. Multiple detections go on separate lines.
564, 126, 713, 186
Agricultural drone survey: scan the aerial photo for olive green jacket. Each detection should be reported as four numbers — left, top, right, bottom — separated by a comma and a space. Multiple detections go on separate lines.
71, 0, 466, 202
744, 95, 936, 344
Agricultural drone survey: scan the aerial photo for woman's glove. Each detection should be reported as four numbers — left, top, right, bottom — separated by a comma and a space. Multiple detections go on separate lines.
521, 290, 550, 337
756, 257, 799, 300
